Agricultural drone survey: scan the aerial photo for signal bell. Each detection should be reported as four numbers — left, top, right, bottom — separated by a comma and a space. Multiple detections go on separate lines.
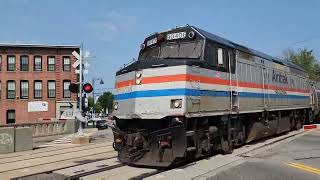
83, 83, 93, 93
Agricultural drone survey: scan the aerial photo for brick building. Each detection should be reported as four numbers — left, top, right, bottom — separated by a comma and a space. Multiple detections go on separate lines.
0, 44, 79, 125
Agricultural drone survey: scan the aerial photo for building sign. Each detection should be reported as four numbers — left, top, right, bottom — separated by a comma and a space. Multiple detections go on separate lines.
28, 101, 48, 112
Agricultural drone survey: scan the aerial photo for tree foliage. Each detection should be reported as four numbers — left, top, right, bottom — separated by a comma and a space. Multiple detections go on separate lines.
282, 48, 320, 81
97, 91, 113, 113
87, 96, 102, 113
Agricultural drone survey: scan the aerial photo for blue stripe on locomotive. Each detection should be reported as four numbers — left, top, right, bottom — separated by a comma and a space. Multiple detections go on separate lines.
114, 88, 309, 100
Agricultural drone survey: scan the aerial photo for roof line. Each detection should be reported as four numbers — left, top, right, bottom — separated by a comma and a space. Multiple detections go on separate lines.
0, 43, 80, 49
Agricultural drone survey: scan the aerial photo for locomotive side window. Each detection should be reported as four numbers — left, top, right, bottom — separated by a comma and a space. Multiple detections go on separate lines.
217, 48, 223, 65
205, 41, 235, 73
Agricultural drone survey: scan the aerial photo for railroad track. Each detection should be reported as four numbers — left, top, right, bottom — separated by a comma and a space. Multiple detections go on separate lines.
0, 129, 307, 180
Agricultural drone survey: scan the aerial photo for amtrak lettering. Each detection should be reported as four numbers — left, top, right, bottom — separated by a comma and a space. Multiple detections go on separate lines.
272, 70, 288, 84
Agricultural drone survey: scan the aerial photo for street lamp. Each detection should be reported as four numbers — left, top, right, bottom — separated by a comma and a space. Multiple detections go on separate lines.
92, 78, 104, 117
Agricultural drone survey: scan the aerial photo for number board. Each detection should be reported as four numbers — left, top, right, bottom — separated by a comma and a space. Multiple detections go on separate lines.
166, 32, 187, 40
146, 37, 157, 46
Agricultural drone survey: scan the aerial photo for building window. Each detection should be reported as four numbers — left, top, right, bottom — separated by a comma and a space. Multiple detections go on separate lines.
47, 56, 55, 71
0, 55, 2, 71
48, 80, 56, 98
7, 81, 16, 99
7, 56, 15, 71
34, 80, 42, 99
63, 80, 71, 98
20, 56, 29, 71
20, 80, 29, 99
6, 110, 15, 124
34, 56, 42, 71
63, 57, 71, 71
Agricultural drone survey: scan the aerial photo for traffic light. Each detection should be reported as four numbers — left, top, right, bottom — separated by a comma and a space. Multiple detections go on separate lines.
69, 83, 79, 93
83, 83, 93, 93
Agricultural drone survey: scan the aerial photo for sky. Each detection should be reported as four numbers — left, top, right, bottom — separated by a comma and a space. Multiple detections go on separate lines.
1, 0, 320, 93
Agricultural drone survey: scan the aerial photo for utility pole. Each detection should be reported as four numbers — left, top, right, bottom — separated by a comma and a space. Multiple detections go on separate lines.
78, 43, 84, 134
92, 78, 104, 117
71, 44, 92, 135
92, 78, 95, 118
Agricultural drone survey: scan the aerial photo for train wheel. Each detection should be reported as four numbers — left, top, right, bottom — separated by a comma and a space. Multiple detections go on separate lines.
220, 136, 234, 154
307, 110, 314, 124
294, 120, 302, 130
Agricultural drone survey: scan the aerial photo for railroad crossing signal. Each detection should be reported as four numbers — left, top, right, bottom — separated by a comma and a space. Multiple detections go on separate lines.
69, 83, 79, 93
69, 83, 93, 94
72, 50, 90, 74
83, 83, 93, 93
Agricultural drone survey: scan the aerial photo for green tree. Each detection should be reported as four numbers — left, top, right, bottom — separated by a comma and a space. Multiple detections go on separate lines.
88, 96, 94, 108
94, 102, 103, 113
282, 48, 319, 80
87, 96, 102, 113
97, 92, 113, 114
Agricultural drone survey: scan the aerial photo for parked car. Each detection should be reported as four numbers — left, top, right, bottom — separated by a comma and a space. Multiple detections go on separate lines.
96, 120, 108, 129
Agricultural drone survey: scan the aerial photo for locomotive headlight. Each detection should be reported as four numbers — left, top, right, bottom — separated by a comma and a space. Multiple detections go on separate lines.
135, 71, 143, 85
114, 102, 119, 110
136, 79, 142, 85
171, 99, 182, 108
174, 101, 181, 108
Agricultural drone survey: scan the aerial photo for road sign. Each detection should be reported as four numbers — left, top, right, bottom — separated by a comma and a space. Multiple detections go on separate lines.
72, 60, 80, 68
72, 51, 80, 60
75, 69, 88, 74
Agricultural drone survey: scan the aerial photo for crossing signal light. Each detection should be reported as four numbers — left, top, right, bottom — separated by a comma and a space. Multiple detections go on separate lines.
69, 83, 93, 93
69, 83, 79, 93
83, 83, 93, 93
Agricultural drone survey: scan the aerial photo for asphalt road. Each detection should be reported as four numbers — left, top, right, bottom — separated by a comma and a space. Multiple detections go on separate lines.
207, 130, 320, 180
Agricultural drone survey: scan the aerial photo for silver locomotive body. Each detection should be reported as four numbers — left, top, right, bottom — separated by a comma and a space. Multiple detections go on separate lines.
112, 26, 317, 167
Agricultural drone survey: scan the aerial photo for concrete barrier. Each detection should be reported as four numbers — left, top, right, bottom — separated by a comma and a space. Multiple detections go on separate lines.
0, 127, 15, 154
15, 127, 33, 152
0, 120, 81, 154
64, 119, 80, 134
0, 120, 80, 138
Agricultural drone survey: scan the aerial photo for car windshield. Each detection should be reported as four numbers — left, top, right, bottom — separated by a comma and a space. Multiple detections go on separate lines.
139, 41, 203, 60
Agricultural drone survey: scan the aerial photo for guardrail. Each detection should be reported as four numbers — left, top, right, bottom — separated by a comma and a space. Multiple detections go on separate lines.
0, 120, 79, 137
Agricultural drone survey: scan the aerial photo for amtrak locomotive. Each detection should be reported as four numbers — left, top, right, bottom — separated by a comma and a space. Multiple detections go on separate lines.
111, 26, 319, 167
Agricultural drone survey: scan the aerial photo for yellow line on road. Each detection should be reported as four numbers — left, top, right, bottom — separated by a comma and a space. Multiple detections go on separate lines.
286, 162, 320, 175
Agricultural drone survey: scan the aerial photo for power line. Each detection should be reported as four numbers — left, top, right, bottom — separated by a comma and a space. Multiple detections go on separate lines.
290, 36, 320, 46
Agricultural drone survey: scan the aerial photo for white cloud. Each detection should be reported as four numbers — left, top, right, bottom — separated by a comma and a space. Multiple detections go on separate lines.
88, 10, 136, 42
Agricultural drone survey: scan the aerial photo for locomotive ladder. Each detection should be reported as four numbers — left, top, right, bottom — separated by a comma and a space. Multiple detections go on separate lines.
230, 52, 239, 112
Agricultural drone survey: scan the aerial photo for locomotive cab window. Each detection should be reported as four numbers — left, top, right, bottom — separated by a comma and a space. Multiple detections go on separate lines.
139, 41, 203, 60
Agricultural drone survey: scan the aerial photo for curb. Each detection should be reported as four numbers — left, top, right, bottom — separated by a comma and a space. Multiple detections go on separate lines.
303, 124, 320, 131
